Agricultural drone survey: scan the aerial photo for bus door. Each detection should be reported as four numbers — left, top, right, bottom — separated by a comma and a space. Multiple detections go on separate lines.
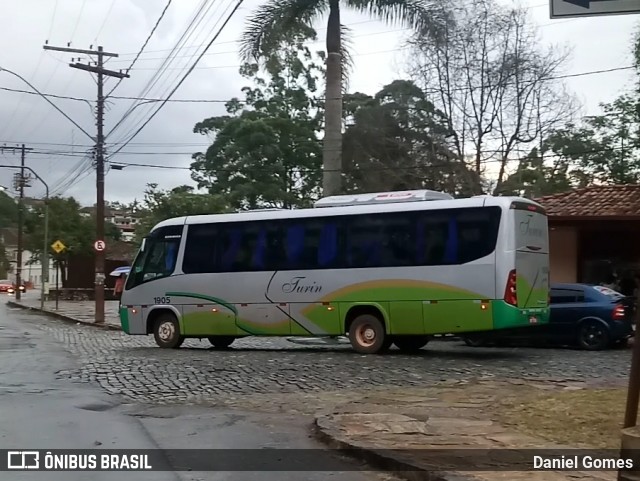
513, 203, 549, 311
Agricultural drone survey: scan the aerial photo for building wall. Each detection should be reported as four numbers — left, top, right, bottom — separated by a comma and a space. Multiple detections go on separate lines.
5, 248, 60, 287
549, 226, 578, 283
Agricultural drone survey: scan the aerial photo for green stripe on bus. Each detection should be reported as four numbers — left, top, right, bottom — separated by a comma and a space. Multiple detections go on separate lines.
164, 291, 238, 315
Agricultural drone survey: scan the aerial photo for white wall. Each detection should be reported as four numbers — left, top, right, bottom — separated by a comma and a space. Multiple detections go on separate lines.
5, 248, 61, 287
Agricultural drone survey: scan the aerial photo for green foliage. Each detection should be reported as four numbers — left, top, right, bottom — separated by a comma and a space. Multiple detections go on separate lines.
496, 148, 575, 198
240, 0, 448, 195
501, 94, 640, 197
23, 196, 122, 287
0, 242, 9, 278
191, 30, 323, 209
134, 184, 229, 242
0, 190, 18, 227
342, 80, 481, 196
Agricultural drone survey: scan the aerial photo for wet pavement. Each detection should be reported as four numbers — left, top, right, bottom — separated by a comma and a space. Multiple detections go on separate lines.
0, 301, 402, 481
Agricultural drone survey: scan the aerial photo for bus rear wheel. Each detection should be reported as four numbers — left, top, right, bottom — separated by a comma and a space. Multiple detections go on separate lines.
153, 314, 184, 349
393, 336, 430, 352
208, 336, 235, 349
348, 314, 387, 354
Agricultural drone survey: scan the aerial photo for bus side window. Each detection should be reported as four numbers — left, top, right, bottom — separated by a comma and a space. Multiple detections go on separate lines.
416, 214, 449, 265
219, 227, 244, 271
182, 224, 217, 274
455, 208, 501, 263
285, 224, 305, 269
317, 222, 338, 268
347, 216, 383, 268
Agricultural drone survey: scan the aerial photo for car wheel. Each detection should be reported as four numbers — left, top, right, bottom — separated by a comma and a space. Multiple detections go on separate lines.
577, 320, 610, 351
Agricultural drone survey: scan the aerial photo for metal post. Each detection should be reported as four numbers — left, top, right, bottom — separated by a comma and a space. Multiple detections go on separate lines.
94, 47, 106, 323
0, 164, 48, 310
40, 197, 48, 311
623, 284, 640, 428
55, 260, 59, 311
15, 145, 25, 301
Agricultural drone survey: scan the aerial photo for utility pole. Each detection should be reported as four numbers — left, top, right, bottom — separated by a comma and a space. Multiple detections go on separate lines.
1, 144, 33, 301
43, 44, 129, 324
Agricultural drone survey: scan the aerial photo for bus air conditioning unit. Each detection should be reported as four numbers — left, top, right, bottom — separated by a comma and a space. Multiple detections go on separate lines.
313, 190, 454, 208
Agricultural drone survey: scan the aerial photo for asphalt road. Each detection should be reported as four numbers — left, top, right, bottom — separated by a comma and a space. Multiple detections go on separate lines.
0, 302, 401, 481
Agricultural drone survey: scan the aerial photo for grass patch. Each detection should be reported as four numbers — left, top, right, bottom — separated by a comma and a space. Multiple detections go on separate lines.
496, 388, 626, 448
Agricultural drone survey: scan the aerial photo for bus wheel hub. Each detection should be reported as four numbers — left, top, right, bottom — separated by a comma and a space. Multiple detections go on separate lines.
356, 326, 376, 345
159, 322, 174, 340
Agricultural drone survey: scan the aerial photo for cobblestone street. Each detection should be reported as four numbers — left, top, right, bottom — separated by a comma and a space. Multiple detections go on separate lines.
10, 304, 631, 412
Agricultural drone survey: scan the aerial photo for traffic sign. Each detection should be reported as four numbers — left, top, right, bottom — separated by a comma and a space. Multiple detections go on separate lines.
51, 240, 66, 254
94, 240, 106, 252
550, 0, 640, 18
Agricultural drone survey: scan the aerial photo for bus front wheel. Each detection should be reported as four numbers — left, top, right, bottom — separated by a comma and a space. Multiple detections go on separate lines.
348, 314, 387, 354
153, 314, 184, 349
208, 336, 235, 349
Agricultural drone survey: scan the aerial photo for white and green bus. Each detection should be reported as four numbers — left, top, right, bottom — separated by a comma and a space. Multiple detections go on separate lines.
119, 190, 550, 354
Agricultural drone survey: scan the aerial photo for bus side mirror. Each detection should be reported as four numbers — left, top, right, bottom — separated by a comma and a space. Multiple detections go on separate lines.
140, 237, 147, 252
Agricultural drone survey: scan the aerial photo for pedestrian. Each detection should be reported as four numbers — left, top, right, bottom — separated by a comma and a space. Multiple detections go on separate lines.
114, 273, 126, 301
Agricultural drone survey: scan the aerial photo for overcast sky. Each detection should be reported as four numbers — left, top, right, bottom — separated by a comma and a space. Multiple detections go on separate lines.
0, 0, 637, 206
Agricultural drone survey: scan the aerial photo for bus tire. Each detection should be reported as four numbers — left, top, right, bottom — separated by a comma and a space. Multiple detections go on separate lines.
153, 313, 184, 349
208, 336, 235, 349
348, 314, 387, 354
393, 336, 430, 352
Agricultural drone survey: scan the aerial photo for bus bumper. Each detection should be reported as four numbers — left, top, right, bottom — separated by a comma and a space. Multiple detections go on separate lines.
491, 300, 549, 330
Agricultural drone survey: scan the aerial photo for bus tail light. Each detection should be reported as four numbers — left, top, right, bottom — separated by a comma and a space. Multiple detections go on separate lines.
504, 270, 517, 306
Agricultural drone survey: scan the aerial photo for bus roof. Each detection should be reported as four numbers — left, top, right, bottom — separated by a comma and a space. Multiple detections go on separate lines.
149, 194, 545, 233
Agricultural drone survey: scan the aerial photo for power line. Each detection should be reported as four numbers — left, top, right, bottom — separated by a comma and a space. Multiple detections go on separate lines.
107, 0, 246, 160
47, 0, 59, 40
69, 0, 89, 42
31, 141, 640, 172
2, 63, 634, 106
95, 0, 118, 42
105, 0, 174, 98
105, 0, 216, 140
115, 2, 553, 59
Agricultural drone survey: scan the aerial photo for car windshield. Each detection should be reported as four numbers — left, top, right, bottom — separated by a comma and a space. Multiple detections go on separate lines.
0, 280, 9, 284
593, 285, 626, 299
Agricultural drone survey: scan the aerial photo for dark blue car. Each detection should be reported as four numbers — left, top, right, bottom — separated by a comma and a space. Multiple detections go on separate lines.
462, 283, 634, 350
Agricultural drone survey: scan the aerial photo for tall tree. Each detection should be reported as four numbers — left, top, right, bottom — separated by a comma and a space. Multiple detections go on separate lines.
23, 196, 120, 287
192, 30, 324, 209
0, 190, 18, 227
408, 0, 576, 193
495, 147, 576, 198
240, 0, 448, 196
532, 98, 640, 186
134, 184, 229, 242
342, 79, 481, 195
0, 242, 10, 279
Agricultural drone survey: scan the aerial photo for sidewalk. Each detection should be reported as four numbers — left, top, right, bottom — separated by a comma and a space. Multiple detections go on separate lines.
6, 297, 121, 330
313, 383, 618, 481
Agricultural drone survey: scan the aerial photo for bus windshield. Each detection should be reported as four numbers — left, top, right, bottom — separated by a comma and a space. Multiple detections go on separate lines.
125, 225, 183, 290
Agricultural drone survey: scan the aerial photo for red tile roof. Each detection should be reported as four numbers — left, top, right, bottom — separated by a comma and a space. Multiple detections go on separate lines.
534, 185, 640, 217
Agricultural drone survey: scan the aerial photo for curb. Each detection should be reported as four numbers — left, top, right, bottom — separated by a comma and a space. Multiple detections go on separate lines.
312, 414, 475, 481
6, 301, 121, 331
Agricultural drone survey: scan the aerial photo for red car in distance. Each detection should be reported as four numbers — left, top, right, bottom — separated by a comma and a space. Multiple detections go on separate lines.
0, 279, 13, 293
0, 279, 26, 294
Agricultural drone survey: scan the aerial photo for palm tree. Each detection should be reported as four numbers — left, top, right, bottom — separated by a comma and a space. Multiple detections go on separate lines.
241, 0, 447, 196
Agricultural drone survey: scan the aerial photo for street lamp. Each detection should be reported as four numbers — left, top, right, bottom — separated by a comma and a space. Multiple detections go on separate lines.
0, 165, 49, 310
